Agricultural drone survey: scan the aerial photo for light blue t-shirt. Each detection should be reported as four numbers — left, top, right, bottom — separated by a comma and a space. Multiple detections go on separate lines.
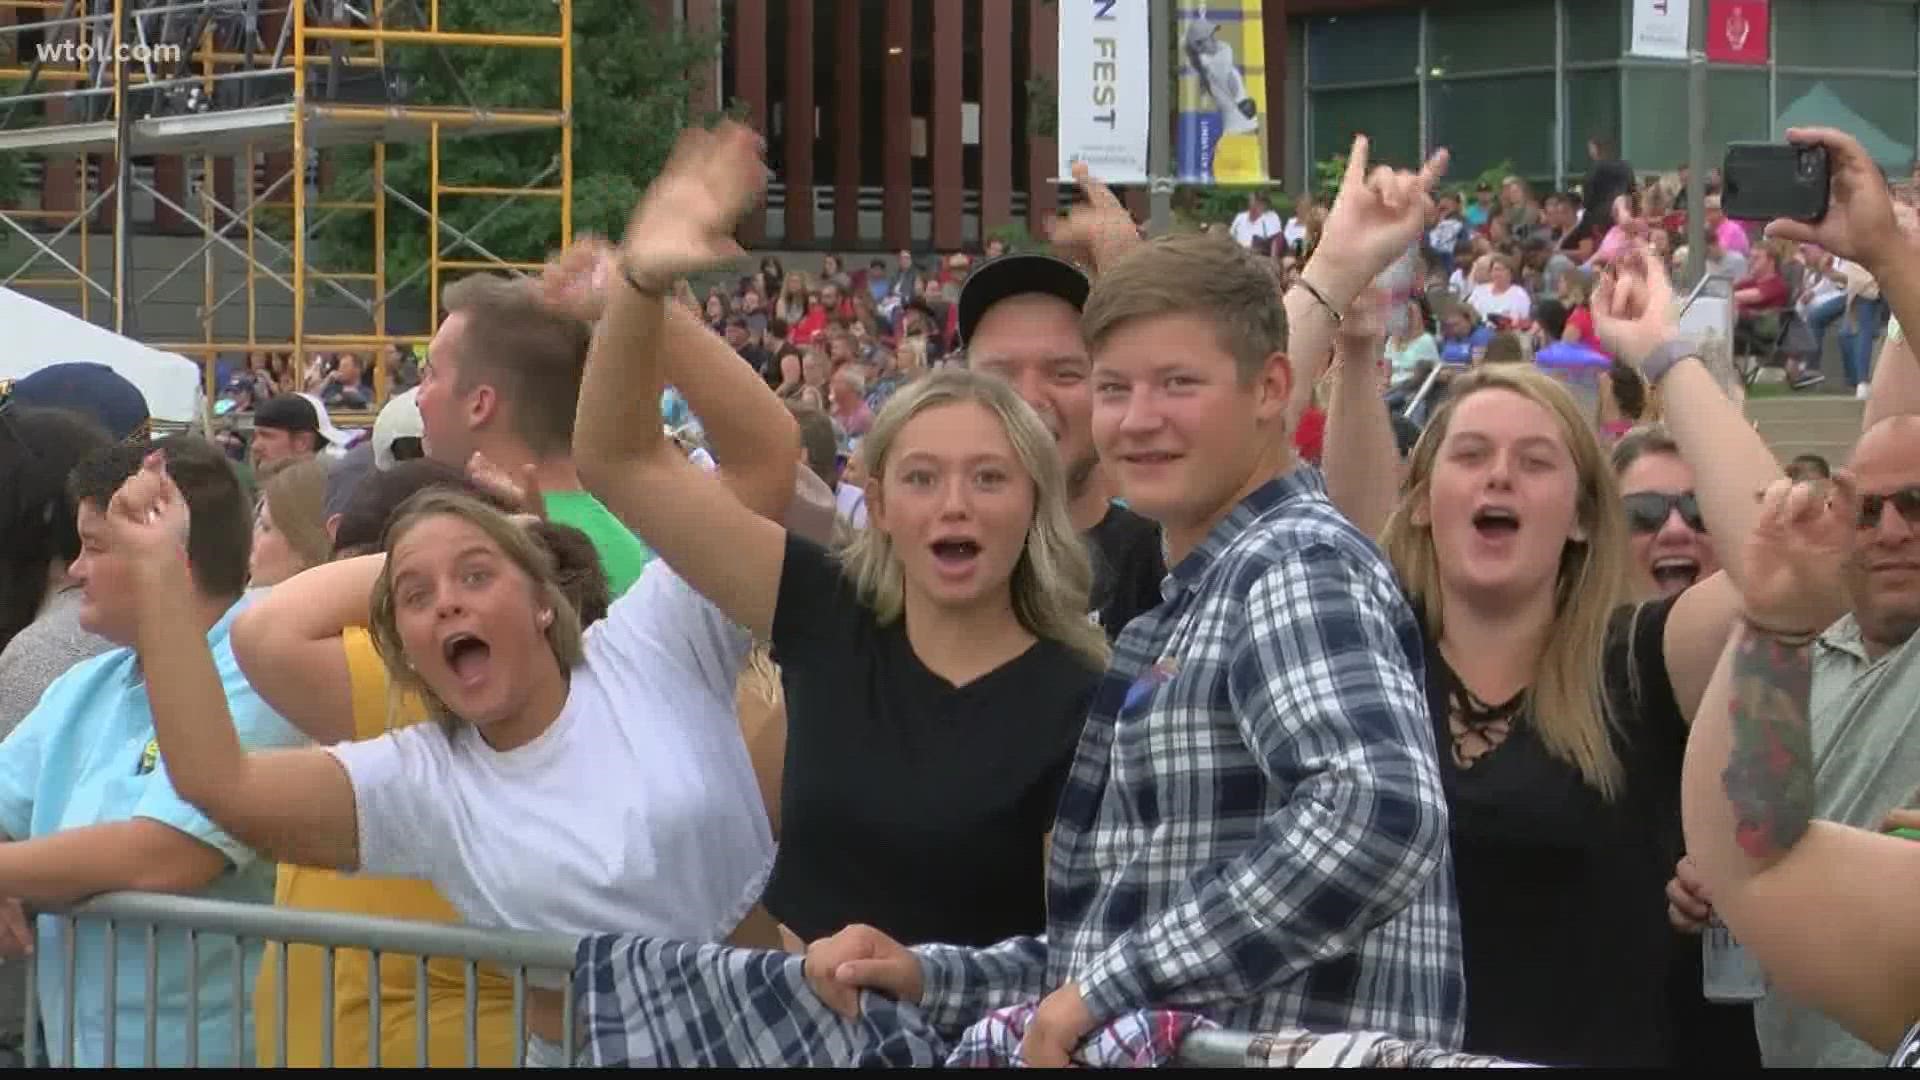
0, 597, 308, 1067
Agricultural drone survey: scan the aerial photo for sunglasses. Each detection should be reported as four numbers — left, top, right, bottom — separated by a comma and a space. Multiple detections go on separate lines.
1623, 491, 1706, 534
1858, 485, 1920, 529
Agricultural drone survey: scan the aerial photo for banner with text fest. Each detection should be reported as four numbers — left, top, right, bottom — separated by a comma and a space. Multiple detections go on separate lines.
1057, 0, 1151, 183
1177, 0, 1270, 185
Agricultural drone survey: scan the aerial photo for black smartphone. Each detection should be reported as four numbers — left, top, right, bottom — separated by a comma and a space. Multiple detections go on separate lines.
1721, 142, 1830, 223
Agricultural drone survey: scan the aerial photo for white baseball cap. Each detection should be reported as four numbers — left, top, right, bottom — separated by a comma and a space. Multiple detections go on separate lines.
372, 387, 426, 470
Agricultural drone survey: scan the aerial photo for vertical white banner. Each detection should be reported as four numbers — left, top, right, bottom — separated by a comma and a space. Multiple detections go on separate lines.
1629, 0, 1690, 59
1057, 0, 1151, 183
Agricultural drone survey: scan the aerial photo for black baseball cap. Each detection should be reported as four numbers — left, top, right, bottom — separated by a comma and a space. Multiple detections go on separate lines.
956, 253, 1092, 347
254, 394, 329, 445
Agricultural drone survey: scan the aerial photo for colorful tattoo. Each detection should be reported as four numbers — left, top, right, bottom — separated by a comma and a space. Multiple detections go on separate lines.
1721, 627, 1816, 861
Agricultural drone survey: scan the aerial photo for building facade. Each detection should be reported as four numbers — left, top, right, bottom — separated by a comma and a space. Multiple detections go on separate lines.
9, 0, 1920, 256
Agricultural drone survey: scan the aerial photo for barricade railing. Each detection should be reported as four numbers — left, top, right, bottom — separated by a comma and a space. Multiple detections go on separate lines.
13, 892, 1523, 1070
20, 891, 580, 1068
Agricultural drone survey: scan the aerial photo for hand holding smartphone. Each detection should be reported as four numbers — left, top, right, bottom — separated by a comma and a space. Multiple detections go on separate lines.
1721, 141, 1831, 223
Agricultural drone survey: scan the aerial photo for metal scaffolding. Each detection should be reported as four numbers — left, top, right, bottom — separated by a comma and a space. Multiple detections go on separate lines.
0, 0, 573, 418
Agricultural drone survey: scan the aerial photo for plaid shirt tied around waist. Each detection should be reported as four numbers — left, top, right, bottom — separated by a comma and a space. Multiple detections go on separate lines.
913, 468, 1465, 1046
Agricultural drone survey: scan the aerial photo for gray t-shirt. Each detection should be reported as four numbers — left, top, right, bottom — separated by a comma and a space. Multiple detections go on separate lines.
1753, 616, 1920, 1067
0, 588, 112, 1059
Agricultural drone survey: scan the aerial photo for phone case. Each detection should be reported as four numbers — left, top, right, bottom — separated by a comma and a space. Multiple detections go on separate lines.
1721, 142, 1829, 223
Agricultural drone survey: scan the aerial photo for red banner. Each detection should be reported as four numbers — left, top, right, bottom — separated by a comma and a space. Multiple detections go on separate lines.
1706, 0, 1769, 65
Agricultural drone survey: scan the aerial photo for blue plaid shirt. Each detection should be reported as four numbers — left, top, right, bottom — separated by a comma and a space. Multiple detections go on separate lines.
912, 469, 1464, 1046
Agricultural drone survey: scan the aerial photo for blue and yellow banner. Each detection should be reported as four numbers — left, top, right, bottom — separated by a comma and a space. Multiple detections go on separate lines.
1176, 0, 1270, 185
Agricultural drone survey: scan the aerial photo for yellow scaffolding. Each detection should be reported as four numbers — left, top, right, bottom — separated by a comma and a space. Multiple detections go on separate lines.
0, 0, 574, 423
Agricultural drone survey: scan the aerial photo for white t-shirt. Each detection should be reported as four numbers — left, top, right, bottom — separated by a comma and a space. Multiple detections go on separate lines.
1230, 209, 1283, 250
328, 561, 773, 980
1467, 283, 1532, 324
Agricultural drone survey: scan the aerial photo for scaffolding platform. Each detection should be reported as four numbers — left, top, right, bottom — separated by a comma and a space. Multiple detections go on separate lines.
0, 0, 576, 421
0, 101, 566, 155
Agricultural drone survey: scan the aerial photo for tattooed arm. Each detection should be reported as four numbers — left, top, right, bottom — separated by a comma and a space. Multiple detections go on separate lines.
1719, 627, 1817, 864
1682, 624, 1920, 1052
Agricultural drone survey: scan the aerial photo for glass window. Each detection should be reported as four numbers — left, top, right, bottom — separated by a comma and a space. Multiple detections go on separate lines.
1309, 86, 1421, 175
1625, 68, 1770, 174
1429, 74, 1556, 181
1305, 12, 1418, 87
1565, 69, 1621, 185
1776, 75, 1917, 167
1775, 0, 1916, 73
1565, 0, 1622, 64
1426, 0, 1555, 77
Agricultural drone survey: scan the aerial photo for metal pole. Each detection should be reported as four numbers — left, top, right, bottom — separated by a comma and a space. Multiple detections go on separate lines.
1416, 9, 1429, 158
1683, 0, 1707, 288
1148, 0, 1171, 236
1552, 0, 1566, 190
111, 0, 131, 335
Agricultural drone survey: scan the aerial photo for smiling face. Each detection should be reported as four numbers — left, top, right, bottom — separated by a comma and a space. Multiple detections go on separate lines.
968, 293, 1097, 490
1090, 311, 1288, 556
1421, 387, 1585, 607
385, 513, 559, 729
70, 501, 139, 646
868, 400, 1036, 612
1618, 450, 1719, 598
1847, 419, 1920, 651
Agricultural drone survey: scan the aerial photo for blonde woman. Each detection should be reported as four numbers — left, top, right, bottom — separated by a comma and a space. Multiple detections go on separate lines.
248, 456, 330, 587
571, 124, 1108, 950
1317, 247, 1785, 1066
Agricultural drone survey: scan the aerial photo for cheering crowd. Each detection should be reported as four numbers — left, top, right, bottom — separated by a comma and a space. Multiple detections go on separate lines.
2, 116, 1920, 1069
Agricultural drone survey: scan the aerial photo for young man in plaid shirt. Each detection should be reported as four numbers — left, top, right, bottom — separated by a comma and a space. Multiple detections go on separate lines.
806, 139, 1465, 1064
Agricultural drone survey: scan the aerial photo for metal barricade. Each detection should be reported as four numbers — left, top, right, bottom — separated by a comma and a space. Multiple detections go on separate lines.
21, 891, 580, 1068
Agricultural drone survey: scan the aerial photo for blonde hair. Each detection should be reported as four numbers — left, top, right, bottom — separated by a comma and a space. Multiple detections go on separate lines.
1380, 366, 1632, 797
368, 490, 585, 726
838, 368, 1109, 670
259, 456, 332, 570
1081, 231, 1287, 383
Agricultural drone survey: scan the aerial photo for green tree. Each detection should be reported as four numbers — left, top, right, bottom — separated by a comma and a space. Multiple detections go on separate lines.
309, 0, 727, 303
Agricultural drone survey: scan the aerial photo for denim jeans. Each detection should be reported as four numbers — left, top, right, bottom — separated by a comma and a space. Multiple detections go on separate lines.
1805, 294, 1889, 389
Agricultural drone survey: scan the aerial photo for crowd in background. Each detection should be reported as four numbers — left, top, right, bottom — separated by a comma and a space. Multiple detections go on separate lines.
0, 118, 1919, 1071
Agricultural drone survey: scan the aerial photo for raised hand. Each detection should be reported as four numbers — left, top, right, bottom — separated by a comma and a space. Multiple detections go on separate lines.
537, 234, 617, 323
1590, 243, 1679, 367
466, 451, 546, 523
1047, 159, 1143, 274
622, 121, 769, 287
1309, 135, 1450, 307
800, 923, 923, 1021
105, 451, 193, 581
1761, 128, 1909, 274
1739, 475, 1857, 637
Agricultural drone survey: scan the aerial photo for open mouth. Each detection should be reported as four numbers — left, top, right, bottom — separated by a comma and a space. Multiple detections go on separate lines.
930, 538, 981, 569
1470, 506, 1521, 539
441, 631, 492, 685
1121, 451, 1181, 467
1650, 556, 1701, 591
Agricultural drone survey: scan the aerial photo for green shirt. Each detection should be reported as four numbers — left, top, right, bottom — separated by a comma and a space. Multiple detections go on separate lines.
542, 489, 654, 598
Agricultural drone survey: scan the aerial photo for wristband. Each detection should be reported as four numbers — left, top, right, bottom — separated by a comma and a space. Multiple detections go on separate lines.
1291, 276, 1343, 326
620, 256, 671, 298
1637, 337, 1701, 385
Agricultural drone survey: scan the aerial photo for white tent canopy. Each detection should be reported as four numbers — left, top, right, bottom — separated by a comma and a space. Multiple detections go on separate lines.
0, 287, 203, 424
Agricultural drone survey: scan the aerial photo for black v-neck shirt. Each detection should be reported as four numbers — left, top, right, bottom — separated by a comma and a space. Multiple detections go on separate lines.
1421, 594, 1690, 1067
763, 534, 1103, 947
